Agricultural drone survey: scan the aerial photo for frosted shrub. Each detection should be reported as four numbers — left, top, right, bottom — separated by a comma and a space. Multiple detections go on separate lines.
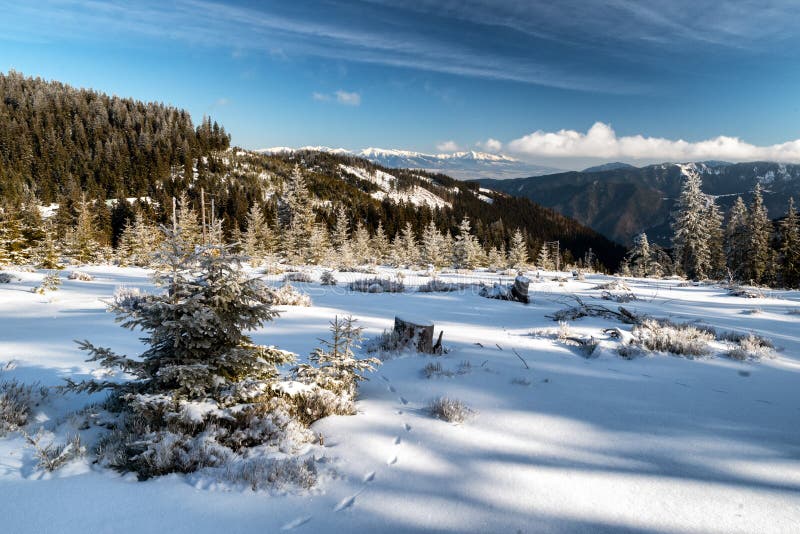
727, 334, 774, 361
112, 286, 147, 312
365, 329, 402, 355
22, 429, 86, 472
423, 361, 452, 378
68, 270, 94, 281
269, 282, 312, 306
0, 272, 12, 283
320, 270, 337, 286
417, 279, 470, 293
219, 455, 317, 491
428, 397, 473, 423
348, 277, 404, 293
624, 319, 714, 357
0, 378, 48, 435
283, 271, 313, 283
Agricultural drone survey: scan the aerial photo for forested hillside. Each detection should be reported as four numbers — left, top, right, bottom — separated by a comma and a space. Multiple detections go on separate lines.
0, 71, 625, 270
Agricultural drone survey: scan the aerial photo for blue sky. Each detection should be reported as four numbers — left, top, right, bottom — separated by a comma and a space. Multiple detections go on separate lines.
3, 1, 800, 168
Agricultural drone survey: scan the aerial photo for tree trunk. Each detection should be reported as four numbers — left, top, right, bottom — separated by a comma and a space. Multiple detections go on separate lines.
394, 316, 434, 353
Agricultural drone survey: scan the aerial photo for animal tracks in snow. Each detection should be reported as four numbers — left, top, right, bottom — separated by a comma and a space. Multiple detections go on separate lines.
334, 494, 357, 512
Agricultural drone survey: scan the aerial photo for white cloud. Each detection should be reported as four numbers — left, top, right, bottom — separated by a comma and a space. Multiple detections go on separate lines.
312, 92, 331, 102
436, 140, 460, 152
507, 122, 800, 163
477, 138, 503, 153
335, 90, 361, 106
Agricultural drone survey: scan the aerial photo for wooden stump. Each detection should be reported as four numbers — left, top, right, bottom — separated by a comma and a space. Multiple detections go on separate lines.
511, 275, 531, 304
394, 316, 435, 353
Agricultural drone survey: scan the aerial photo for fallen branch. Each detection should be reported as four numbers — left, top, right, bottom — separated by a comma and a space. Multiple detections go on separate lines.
511, 348, 530, 369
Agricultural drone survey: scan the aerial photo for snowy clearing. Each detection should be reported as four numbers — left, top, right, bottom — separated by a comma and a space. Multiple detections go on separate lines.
1, 266, 799, 533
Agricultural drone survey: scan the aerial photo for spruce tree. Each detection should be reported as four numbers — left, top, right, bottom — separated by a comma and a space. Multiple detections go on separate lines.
66, 227, 297, 477
351, 220, 372, 265
706, 201, 726, 279
725, 196, 749, 281
175, 193, 203, 250
283, 168, 316, 264
627, 233, 651, 277
69, 194, 102, 264
507, 229, 529, 270
420, 220, 445, 267
779, 197, 800, 288
537, 242, 553, 270
745, 184, 773, 284
242, 203, 275, 264
672, 171, 710, 279
370, 221, 390, 265
452, 217, 479, 270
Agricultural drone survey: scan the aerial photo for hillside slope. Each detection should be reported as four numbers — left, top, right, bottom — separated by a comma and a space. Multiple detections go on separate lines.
480, 162, 800, 245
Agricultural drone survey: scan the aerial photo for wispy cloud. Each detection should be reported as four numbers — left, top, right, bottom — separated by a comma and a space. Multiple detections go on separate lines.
507, 122, 800, 162
313, 90, 361, 106
477, 138, 503, 153
335, 90, 361, 106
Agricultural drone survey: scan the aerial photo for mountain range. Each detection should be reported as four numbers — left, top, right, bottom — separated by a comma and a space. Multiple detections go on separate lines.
258, 146, 560, 180
479, 161, 800, 246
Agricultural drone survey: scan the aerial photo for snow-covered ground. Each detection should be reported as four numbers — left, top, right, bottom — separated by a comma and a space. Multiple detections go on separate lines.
1, 266, 799, 533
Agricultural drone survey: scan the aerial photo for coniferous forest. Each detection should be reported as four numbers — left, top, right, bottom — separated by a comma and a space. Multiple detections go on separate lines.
0, 71, 625, 271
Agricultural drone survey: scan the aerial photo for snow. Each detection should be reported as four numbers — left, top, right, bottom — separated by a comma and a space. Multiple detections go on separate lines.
340, 164, 451, 209
2, 266, 800, 533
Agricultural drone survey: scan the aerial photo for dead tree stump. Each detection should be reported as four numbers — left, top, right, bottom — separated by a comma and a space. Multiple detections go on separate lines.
394, 316, 435, 353
511, 275, 531, 304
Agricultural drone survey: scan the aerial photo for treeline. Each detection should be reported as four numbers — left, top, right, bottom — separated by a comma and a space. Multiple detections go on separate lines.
0, 71, 625, 271
622, 173, 800, 288
0, 70, 230, 203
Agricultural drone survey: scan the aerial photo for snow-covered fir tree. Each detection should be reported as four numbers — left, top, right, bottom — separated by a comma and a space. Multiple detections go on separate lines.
672, 171, 710, 280
507, 229, 529, 270
307, 222, 331, 265
745, 184, 773, 284
67, 195, 102, 264
487, 245, 507, 271
293, 316, 380, 410
452, 217, 480, 269
420, 220, 446, 267
725, 196, 749, 281
175, 192, 203, 250
351, 220, 372, 265
537, 242, 553, 270
118, 211, 161, 267
242, 203, 275, 264
35, 221, 62, 270
706, 201, 726, 279
393, 222, 420, 267
65, 227, 301, 477
779, 197, 800, 288
627, 233, 651, 277
331, 207, 355, 269
283, 168, 316, 264
0, 208, 27, 265
370, 221, 390, 264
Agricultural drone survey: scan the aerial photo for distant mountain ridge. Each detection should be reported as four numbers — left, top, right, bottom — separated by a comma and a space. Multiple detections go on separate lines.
479, 161, 800, 246
258, 146, 560, 180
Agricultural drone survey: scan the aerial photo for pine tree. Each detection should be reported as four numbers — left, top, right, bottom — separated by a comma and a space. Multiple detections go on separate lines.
537, 242, 553, 270
66, 227, 296, 476
36, 221, 63, 270
779, 197, 800, 288
331, 207, 354, 269
370, 221, 390, 264
118, 211, 161, 267
725, 196, 749, 281
745, 184, 773, 284
351, 220, 372, 265
175, 193, 202, 250
507, 229, 529, 270
293, 316, 380, 398
487, 245, 507, 271
0, 208, 27, 265
68, 194, 102, 264
706, 201, 726, 279
307, 223, 331, 265
393, 222, 420, 267
242, 203, 275, 264
452, 217, 479, 270
672, 171, 710, 279
420, 220, 445, 267
283, 168, 316, 264
627, 233, 651, 277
